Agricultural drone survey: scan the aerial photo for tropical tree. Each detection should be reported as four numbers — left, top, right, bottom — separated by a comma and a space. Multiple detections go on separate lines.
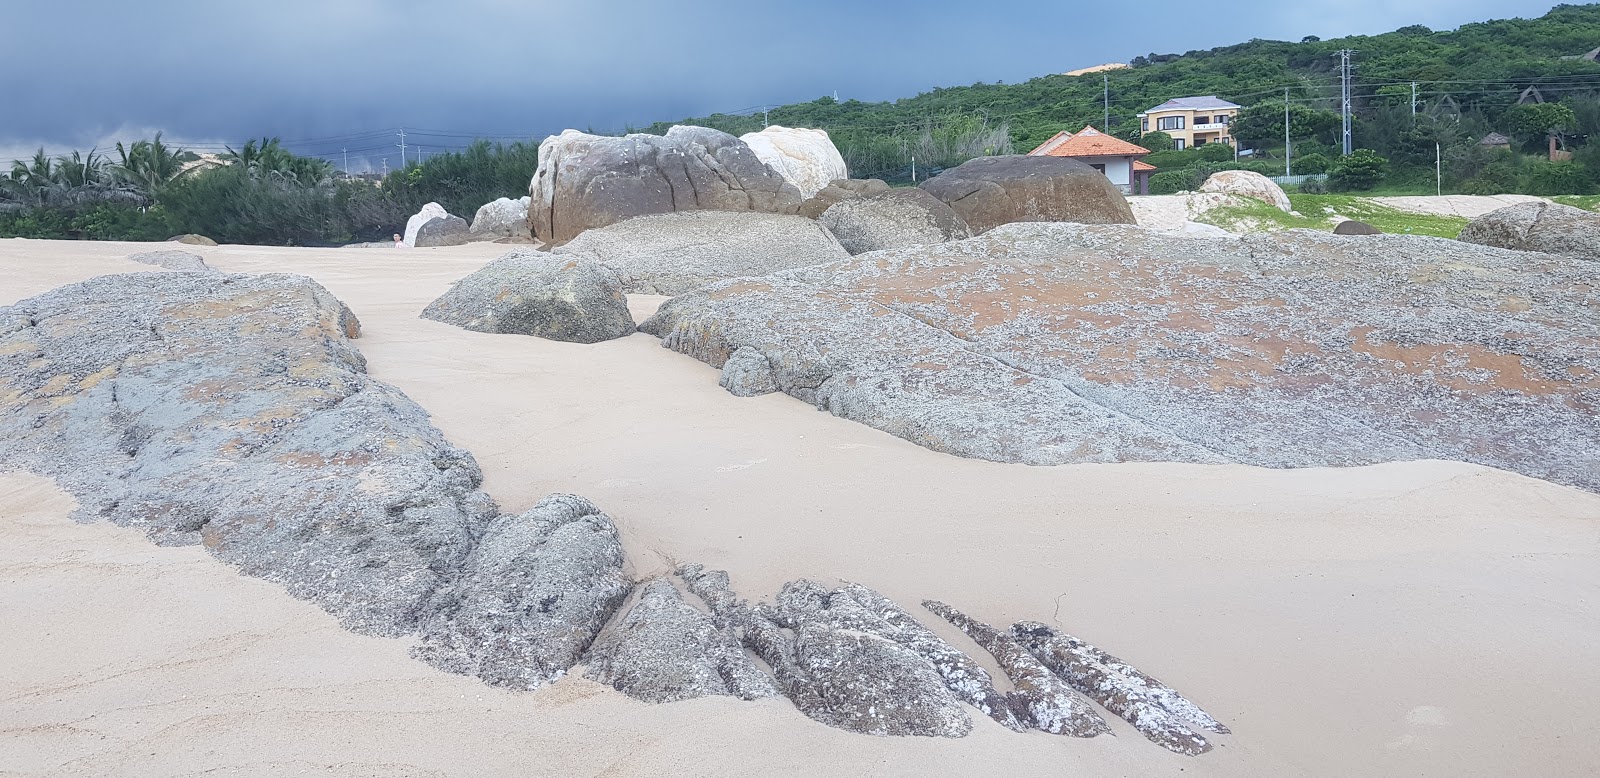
111, 132, 195, 200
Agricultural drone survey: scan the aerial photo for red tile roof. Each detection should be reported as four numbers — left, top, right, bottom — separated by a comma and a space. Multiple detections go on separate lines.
1133, 160, 1157, 171
1029, 126, 1150, 158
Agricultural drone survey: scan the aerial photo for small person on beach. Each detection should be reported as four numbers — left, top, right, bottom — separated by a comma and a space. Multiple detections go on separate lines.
393, 233, 404, 248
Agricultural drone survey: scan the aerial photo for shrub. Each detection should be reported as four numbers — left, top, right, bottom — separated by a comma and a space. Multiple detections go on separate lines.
1519, 160, 1595, 195
1293, 153, 1330, 174
1137, 131, 1173, 151
1196, 143, 1236, 162
1298, 178, 1328, 194
1149, 168, 1206, 194
1327, 149, 1387, 191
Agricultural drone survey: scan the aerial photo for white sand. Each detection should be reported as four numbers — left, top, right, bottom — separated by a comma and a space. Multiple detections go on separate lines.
1370, 194, 1549, 218
3, 238, 1599, 776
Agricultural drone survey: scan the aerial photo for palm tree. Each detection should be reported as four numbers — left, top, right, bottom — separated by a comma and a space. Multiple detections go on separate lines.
112, 132, 192, 199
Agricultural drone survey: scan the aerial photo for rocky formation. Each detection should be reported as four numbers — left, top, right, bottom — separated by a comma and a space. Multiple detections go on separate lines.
553, 210, 848, 295
919, 155, 1137, 233
739, 126, 849, 200
799, 178, 892, 219
718, 346, 779, 396
469, 196, 533, 242
1333, 219, 1382, 235
415, 214, 471, 247
421, 253, 634, 343
1199, 170, 1292, 212
584, 579, 779, 702
404, 202, 448, 247
127, 249, 213, 272
1457, 200, 1600, 259
168, 233, 218, 246
819, 189, 971, 254
642, 223, 1600, 492
528, 127, 803, 244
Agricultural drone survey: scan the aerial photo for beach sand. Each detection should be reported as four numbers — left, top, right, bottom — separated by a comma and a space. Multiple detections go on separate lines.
3, 237, 1598, 776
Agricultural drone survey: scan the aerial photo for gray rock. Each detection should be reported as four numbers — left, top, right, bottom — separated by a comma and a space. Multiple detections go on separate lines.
799, 178, 892, 219
719, 346, 778, 396
415, 215, 471, 247
128, 249, 212, 271
1012, 621, 1226, 755
642, 223, 1600, 492
553, 210, 849, 295
1333, 219, 1382, 235
820, 189, 971, 254
1457, 200, 1600, 259
403, 202, 448, 247
584, 579, 778, 702
528, 127, 804, 244
469, 197, 533, 242
413, 494, 631, 689
168, 233, 218, 246
421, 253, 635, 343
919, 155, 1137, 233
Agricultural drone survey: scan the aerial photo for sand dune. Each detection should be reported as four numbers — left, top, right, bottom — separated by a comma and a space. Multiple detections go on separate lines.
3, 238, 1598, 776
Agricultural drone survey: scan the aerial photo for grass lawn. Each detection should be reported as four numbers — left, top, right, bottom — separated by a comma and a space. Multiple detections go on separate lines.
1194, 194, 1470, 238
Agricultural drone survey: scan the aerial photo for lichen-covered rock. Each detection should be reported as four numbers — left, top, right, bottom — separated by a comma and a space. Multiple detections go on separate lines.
642, 223, 1600, 492
799, 178, 892, 219
421, 253, 635, 343
0, 272, 494, 636
415, 215, 471, 247
404, 202, 448, 247
919, 155, 1136, 233
923, 601, 1109, 737
792, 622, 973, 737
719, 346, 779, 396
1199, 170, 1292, 212
469, 197, 533, 242
820, 189, 971, 254
1457, 200, 1600, 259
584, 579, 778, 702
553, 210, 848, 295
1012, 621, 1226, 755
1333, 219, 1382, 235
413, 494, 631, 689
128, 249, 212, 271
739, 126, 849, 200
168, 233, 218, 246
528, 127, 803, 244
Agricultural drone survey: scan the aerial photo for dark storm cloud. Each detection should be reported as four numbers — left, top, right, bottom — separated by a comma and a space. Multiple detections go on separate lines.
0, 0, 1566, 165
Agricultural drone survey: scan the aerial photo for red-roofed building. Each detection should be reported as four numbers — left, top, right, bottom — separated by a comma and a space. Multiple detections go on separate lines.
1028, 126, 1155, 195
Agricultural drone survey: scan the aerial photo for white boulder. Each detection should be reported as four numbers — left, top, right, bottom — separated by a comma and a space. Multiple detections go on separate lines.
403, 202, 449, 247
1198, 170, 1292, 212
468, 197, 533, 241
739, 126, 848, 200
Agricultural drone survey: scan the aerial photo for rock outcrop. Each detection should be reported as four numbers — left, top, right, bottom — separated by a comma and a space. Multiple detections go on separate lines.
1457, 200, 1600, 258
128, 249, 212, 272
421, 253, 635, 343
1198, 170, 1292, 212
919, 155, 1137, 233
739, 126, 849, 200
553, 210, 848, 295
799, 178, 892, 219
168, 233, 218, 246
820, 189, 971, 254
528, 127, 803, 244
642, 223, 1600, 492
404, 202, 449, 247
469, 196, 533, 242
1333, 219, 1382, 235
415, 215, 471, 247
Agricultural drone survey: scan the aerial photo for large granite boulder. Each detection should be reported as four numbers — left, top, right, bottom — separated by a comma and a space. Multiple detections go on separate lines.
1333, 219, 1382, 235
642, 223, 1600, 492
799, 178, 892, 219
128, 249, 213, 272
553, 210, 849, 295
403, 202, 448, 247
421, 253, 635, 343
528, 127, 803, 244
168, 233, 218, 246
1199, 170, 1292, 212
919, 155, 1136, 233
469, 196, 533, 242
415, 214, 471, 247
819, 188, 971, 254
0, 272, 630, 683
1457, 200, 1600, 259
739, 126, 849, 200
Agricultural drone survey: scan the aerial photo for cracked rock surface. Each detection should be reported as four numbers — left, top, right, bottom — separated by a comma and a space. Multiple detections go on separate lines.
421, 252, 635, 343
1457, 200, 1600, 259
642, 223, 1600, 492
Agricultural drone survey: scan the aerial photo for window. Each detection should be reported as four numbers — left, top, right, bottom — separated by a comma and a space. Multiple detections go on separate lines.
1157, 115, 1185, 131
1174, 138, 1186, 150
1090, 163, 1106, 175
1216, 114, 1230, 125
1141, 117, 1149, 132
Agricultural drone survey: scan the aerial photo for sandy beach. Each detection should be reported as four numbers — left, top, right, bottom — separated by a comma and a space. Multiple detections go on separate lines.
3, 237, 1599, 776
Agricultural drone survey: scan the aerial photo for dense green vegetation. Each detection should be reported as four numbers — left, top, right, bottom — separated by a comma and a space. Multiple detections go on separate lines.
9, 3, 1600, 244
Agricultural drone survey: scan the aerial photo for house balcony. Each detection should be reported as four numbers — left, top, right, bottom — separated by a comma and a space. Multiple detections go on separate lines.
1193, 122, 1230, 131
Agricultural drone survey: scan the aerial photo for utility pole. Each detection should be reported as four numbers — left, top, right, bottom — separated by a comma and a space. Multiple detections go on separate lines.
1103, 73, 1110, 130
342, 148, 348, 177
382, 158, 389, 177
1337, 49, 1355, 155
1436, 142, 1442, 196
1285, 87, 1292, 177
762, 106, 769, 127
1411, 81, 1418, 123
397, 128, 408, 168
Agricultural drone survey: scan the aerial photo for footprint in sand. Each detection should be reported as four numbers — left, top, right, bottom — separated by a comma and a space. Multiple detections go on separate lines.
715, 459, 768, 472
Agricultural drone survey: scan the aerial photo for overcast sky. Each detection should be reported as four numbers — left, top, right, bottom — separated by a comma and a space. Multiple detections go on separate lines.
0, 0, 1571, 169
